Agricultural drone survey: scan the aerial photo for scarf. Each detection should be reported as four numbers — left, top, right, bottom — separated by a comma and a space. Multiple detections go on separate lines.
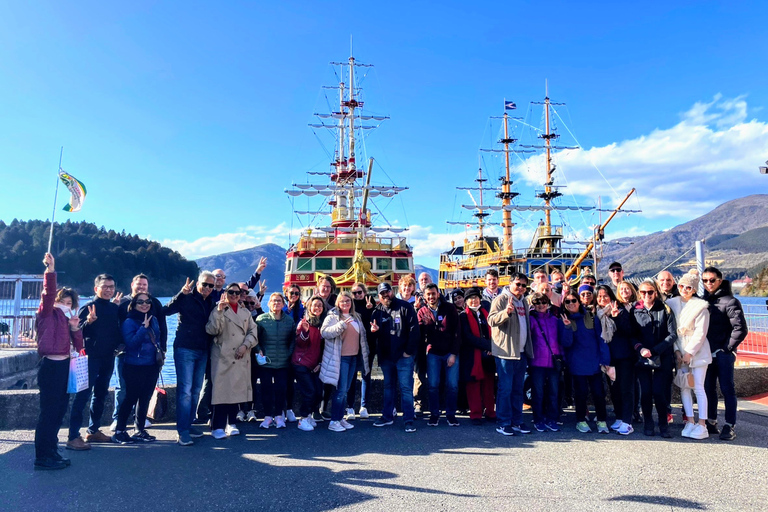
464, 306, 490, 380
676, 297, 708, 338
596, 306, 616, 343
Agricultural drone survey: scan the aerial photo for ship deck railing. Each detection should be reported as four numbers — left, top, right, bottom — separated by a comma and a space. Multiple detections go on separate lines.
291, 234, 410, 253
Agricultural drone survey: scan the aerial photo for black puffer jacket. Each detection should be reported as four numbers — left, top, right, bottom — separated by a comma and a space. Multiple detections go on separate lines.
609, 306, 637, 362
163, 289, 214, 351
632, 300, 677, 363
703, 280, 747, 353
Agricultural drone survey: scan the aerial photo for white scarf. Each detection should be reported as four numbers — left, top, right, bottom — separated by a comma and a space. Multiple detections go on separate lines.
676, 297, 708, 338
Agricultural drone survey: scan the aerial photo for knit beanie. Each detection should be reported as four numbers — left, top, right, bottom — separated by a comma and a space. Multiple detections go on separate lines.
678, 269, 700, 290
578, 284, 594, 295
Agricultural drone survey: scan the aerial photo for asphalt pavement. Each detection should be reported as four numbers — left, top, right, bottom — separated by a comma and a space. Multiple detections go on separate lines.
1, 406, 767, 512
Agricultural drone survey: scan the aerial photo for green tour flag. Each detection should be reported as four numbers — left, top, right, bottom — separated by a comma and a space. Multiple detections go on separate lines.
58, 168, 87, 212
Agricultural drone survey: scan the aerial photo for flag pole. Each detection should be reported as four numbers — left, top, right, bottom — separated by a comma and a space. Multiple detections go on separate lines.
47, 147, 64, 256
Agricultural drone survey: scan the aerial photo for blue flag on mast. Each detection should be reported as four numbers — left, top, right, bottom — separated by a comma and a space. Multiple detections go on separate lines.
504, 100, 516, 110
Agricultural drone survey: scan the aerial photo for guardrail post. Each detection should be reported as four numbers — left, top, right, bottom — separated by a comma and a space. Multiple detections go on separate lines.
12, 278, 22, 348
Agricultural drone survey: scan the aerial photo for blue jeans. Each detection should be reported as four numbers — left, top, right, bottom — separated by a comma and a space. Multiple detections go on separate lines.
529, 366, 559, 423
331, 356, 357, 421
427, 353, 459, 418
705, 350, 737, 425
112, 355, 126, 421
495, 355, 527, 427
379, 356, 415, 422
174, 348, 207, 435
69, 353, 114, 440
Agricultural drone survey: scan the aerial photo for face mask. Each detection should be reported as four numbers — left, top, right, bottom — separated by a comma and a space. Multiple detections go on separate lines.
55, 303, 74, 318
256, 354, 271, 366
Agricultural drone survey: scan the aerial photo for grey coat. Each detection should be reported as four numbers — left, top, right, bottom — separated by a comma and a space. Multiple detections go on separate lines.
319, 308, 370, 386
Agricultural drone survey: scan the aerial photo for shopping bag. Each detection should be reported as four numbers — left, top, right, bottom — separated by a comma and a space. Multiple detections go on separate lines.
67, 355, 89, 393
147, 387, 167, 421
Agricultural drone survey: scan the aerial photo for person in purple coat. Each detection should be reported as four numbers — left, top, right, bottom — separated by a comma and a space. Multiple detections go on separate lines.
528, 292, 566, 433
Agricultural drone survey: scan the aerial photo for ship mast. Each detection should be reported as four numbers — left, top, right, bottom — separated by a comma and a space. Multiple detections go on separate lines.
499, 112, 516, 252
538, 81, 562, 253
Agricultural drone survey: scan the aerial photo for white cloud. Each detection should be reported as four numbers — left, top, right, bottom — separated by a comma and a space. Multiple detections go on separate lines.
514, 95, 768, 220
160, 223, 301, 259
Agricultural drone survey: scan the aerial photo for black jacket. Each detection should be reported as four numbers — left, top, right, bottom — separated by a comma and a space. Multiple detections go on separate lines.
78, 298, 122, 358
118, 296, 168, 351
353, 298, 375, 356
703, 280, 747, 353
163, 289, 214, 351
632, 300, 677, 363
609, 307, 637, 362
370, 297, 419, 362
458, 309, 494, 383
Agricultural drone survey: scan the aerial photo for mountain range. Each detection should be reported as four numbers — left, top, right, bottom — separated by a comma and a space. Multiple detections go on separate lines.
601, 194, 768, 278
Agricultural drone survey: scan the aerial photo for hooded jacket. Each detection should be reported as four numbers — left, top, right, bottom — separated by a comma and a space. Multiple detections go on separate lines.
702, 280, 747, 353
487, 288, 534, 360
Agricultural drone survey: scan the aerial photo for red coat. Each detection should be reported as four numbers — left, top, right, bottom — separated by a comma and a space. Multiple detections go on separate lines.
36, 272, 83, 357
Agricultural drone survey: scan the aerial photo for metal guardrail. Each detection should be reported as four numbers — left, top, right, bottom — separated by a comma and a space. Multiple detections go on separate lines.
0, 275, 44, 348
741, 303, 768, 356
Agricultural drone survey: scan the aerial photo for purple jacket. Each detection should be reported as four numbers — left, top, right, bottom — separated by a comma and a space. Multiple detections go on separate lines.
36, 272, 83, 357
528, 309, 564, 369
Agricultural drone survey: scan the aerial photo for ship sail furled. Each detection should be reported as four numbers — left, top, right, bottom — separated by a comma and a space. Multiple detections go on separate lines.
439, 89, 638, 291
283, 55, 414, 294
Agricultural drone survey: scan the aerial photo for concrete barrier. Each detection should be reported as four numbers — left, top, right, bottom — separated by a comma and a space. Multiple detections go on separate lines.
2, 366, 767, 431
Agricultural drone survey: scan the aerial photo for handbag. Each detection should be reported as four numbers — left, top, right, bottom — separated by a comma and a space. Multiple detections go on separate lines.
636, 355, 661, 369
148, 330, 165, 367
67, 354, 89, 393
673, 365, 695, 389
147, 373, 168, 421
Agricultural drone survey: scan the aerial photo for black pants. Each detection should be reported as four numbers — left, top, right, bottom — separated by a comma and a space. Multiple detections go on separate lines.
293, 364, 322, 418
637, 364, 673, 431
35, 358, 70, 459
117, 364, 159, 432
260, 367, 288, 417
573, 373, 607, 422
211, 403, 239, 430
610, 358, 636, 424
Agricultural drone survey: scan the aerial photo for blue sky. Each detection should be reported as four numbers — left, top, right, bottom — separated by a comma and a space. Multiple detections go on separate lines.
2, 1, 767, 268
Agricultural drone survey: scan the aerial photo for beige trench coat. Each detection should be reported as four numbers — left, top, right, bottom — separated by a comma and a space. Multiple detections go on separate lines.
205, 306, 258, 405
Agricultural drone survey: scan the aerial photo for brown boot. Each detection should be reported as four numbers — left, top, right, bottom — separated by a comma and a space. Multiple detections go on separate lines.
85, 430, 112, 443
66, 437, 91, 451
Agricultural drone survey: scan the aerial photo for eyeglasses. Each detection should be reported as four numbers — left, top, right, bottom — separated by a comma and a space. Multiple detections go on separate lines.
609, 268, 622, 273
531, 301, 548, 306
99, 284, 116, 289
639, 290, 655, 296
200, 283, 215, 289
352, 290, 364, 295
135, 299, 152, 305
702, 278, 719, 284
678, 284, 694, 291
245, 301, 256, 306
226, 290, 240, 295
513, 282, 527, 288
563, 299, 579, 305
288, 291, 300, 296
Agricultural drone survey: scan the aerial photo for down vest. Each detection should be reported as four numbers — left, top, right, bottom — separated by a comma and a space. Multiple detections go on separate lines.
255, 312, 295, 369
319, 308, 370, 386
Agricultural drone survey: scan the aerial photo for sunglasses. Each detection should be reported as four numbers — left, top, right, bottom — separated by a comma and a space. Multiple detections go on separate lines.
678, 284, 694, 291
564, 299, 579, 305
531, 300, 548, 306
288, 291, 300, 296
639, 290, 655, 296
245, 301, 256, 306
513, 282, 527, 288
200, 283, 215, 289
226, 289, 240, 295
214, 275, 226, 279
352, 290, 364, 295
609, 268, 622, 273
135, 299, 152, 305
702, 278, 719, 284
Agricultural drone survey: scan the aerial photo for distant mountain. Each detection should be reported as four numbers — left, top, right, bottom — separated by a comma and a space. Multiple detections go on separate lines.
602, 194, 768, 278
195, 244, 287, 293
195, 244, 439, 293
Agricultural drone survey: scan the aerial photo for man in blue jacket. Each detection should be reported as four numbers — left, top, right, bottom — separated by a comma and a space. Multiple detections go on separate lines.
370, 282, 420, 432
164, 271, 215, 446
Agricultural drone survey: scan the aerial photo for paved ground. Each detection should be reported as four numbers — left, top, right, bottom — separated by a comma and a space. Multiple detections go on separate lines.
1, 405, 767, 512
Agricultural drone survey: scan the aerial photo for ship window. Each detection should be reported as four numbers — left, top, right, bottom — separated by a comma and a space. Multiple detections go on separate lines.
286, 260, 292, 271
336, 257, 353, 270
297, 258, 313, 271
315, 258, 333, 271
376, 258, 392, 271
395, 258, 410, 271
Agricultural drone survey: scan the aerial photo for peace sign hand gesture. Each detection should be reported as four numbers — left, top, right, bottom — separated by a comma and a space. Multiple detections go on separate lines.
370, 319, 379, 333
560, 313, 571, 327
86, 305, 98, 324
142, 313, 153, 329
256, 257, 267, 274
182, 278, 195, 295
217, 293, 229, 312
112, 292, 124, 304
365, 295, 374, 309
610, 301, 620, 317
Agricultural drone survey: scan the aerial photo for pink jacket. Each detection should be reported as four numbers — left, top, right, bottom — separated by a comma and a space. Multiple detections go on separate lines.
36, 272, 83, 357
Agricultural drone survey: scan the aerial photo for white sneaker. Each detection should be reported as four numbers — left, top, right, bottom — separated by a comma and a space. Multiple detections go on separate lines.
236, 410, 246, 422
226, 424, 240, 436
285, 409, 297, 422
681, 421, 695, 438
275, 415, 287, 429
359, 407, 369, 419
393, 407, 398, 417
260, 416, 274, 429
339, 419, 355, 430
144, 419, 152, 428
212, 429, 227, 440
308, 416, 317, 428
345, 408, 355, 420
617, 422, 634, 436
246, 410, 257, 422
328, 421, 346, 432
109, 420, 118, 433
610, 419, 622, 431
689, 423, 709, 440
298, 418, 314, 432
